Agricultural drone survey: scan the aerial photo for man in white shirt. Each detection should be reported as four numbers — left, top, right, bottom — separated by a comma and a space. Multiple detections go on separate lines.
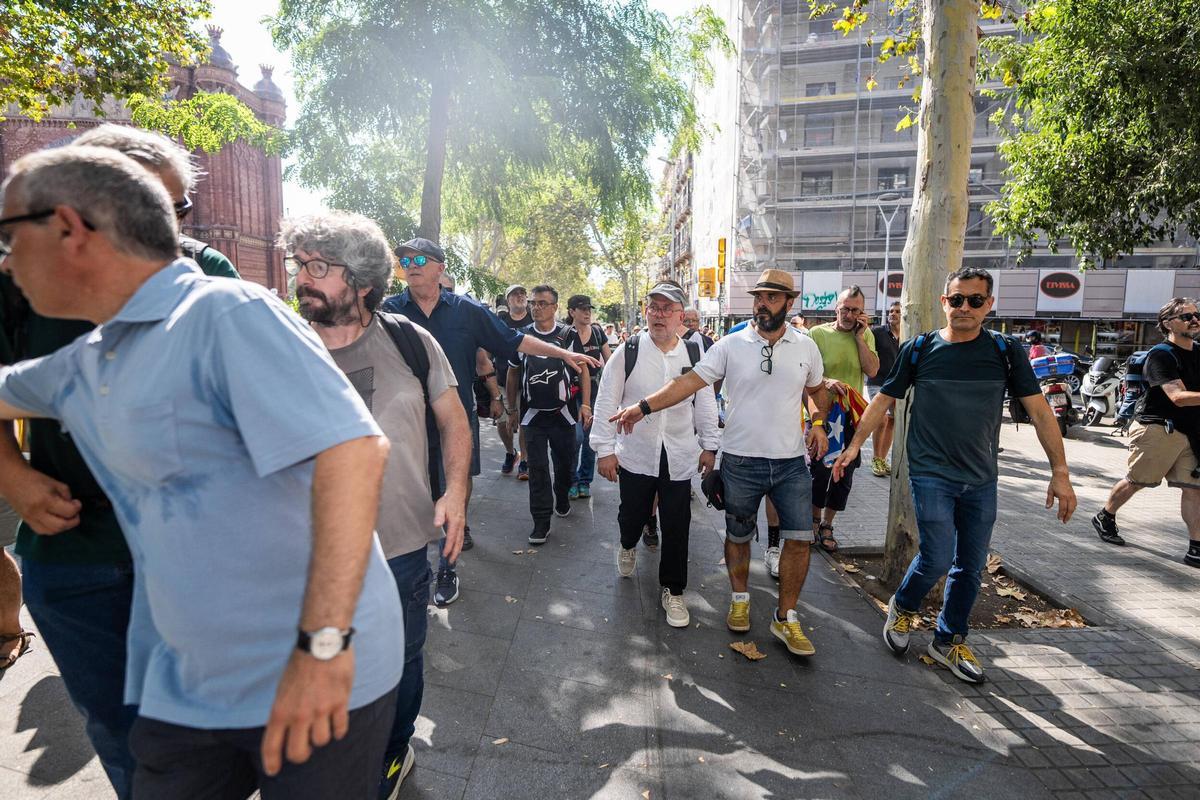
680, 308, 714, 352
611, 270, 831, 657
591, 284, 719, 628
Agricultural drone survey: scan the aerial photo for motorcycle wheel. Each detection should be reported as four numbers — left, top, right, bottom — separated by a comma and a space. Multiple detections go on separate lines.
1065, 373, 1082, 395
1084, 407, 1103, 427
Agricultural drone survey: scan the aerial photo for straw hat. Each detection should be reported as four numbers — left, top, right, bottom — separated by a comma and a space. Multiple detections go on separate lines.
748, 269, 798, 297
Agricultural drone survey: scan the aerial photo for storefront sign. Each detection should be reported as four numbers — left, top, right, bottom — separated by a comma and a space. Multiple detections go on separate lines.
1036, 269, 1084, 313
802, 272, 842, 311
876, 271, 903, 310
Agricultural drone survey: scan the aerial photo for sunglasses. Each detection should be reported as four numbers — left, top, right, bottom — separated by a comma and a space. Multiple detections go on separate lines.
174, 197, 193, 220
398, 255, 429, 268
945, 293, 989, 309
1171, 312, 1200, 323
0, 208, 96, 261
760, 343, 774, 375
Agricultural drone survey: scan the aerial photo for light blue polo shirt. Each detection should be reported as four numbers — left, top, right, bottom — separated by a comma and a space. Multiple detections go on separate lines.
0, 259, 404, 728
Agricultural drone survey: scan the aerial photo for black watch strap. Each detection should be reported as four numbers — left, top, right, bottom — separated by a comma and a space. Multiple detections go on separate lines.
638, 399, 652, 416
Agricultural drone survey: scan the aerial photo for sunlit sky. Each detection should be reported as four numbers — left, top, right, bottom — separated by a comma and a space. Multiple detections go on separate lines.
206, 0, 702, 217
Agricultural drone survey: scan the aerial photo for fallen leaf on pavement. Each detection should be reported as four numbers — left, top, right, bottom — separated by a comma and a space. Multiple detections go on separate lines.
492, 737, 509, 745
599, 763, 609, 769
842, 564, 861, 573
526, 548, 537, 554
504, 596, 519, 604
729, 641, 767, 660
511, 550, 524, 555
642, 792, 651, 800
917, 654, 937, 666
994, 614, 1012, 624
986, 553, 1002, 575
996, 586, 1027, 600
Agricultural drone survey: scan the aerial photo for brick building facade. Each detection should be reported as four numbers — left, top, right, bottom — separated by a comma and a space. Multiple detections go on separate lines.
0, 27, 287, 292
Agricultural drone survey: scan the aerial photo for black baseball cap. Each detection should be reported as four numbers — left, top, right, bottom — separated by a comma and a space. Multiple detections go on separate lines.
567, 294, 593, 311
395, 237, 445, 263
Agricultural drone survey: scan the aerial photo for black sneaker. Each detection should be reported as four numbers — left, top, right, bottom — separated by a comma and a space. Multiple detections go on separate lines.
1092, 510, 1125, 546
555, 498, 571, 517
528, 526, 550, 546
501, 452, 516, 475
433, 567, 459, 606
460, 526, 474, 551
379, 743, 414, 800
1185, 550, 1200, 568
642, 520, 659, 550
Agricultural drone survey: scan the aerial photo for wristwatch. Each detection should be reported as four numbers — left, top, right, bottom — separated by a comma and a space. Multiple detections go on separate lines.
296, 626, 355, 661
638, 399, 652, 416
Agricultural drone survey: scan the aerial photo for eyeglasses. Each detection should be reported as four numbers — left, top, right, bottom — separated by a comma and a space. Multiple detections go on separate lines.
760, 343, 774, 375
646, 303, 680, 316
284, 255, 349, 280
398, 255, 431, 268
837, 306, 864, 315
1170, 311, 1200, 322
946, 293, 989, 309
174, 197, 193, 220
0, 208, 95, 262
529, 300, 556, 308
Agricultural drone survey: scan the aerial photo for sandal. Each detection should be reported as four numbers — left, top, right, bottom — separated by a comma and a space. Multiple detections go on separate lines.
0, 630, 35, 671
814, 522, 839, 553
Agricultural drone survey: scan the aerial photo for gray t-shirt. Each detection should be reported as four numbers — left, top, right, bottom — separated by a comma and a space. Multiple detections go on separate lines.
330, 318, 457, 558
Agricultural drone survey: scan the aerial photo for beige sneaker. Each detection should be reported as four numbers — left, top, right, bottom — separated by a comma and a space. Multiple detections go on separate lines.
661, 589, 690, 628
617, 547, 637, 578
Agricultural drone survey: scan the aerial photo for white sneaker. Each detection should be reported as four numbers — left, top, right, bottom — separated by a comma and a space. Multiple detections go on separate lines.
764, 546, 781, 579
617, 547, 637, 578
661, 588, 690, 627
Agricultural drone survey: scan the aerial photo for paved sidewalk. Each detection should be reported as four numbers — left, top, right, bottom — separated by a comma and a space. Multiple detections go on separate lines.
3, 418, 1199, 799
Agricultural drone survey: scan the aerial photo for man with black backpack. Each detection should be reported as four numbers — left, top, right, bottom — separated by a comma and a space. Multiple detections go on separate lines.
284, 212, 472, 799
591, 283, 718, 627
506, 285, 590, 545
833, 267, 1076, 685
1092, 297, 1200, 568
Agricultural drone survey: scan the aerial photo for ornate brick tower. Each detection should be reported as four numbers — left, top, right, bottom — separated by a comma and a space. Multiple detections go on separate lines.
0, 25, 287, 292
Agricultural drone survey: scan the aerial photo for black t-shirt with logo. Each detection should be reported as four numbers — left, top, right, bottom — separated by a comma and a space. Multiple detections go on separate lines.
509, 323, 578, 428
1140, 341, 1200, 433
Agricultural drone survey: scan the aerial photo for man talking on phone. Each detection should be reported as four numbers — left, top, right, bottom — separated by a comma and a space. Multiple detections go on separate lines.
808, 286, 879, 553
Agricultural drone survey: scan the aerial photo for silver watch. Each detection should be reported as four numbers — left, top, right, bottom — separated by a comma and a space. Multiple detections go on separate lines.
296, 626, 355, 661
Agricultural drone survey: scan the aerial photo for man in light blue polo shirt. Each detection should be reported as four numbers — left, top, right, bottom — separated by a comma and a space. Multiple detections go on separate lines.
0, 146, 403, 798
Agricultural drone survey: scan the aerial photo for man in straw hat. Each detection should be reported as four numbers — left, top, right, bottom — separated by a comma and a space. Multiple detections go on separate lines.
611, 269, 833, 657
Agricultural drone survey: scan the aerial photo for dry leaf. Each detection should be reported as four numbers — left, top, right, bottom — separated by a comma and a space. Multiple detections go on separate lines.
504, 596, 519, 604
986, 553, 1002, 575
642, 792, 651, 800
842, 563, 861, 573
729, 641, 767, 661
511, 550, 524, 555
917, 654, 937, 666
526, 548, 537, 554
599, 763, 609, 769
994, 614, 1012, 624
996, 586, 1027, 600
698, 756, 705, 763
492, 737, 509, 745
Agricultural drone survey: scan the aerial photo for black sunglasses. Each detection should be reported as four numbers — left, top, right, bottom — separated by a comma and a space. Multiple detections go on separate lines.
946, 293, 989, 309
174, 197, 193, 220
760, 343, 774, 375
0, 209, 95, 257
1171, 311, 1200, 323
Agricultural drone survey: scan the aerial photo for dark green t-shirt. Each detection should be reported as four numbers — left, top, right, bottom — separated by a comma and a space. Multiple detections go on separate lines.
7, 245, 239, 564
880, 329, 1040, 485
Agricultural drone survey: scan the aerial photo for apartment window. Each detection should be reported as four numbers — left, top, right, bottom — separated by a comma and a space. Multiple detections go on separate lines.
808, 17, 834, 40
877, 168, 909, 191
801, 171, 834, 197
966, 206, 986, 236
806, 81, 837, 97
881, 110, 915, 143
968, 166, 985, 185
804, 113, 835, 147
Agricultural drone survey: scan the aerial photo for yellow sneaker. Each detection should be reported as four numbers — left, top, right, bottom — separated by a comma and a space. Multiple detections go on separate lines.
726, 598, 751, 632
771, 609, 816, 656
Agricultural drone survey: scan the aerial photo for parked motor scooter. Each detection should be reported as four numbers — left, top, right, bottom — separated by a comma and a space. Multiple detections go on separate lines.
1028, 352, 1079, 437
1081, 356, 1123, 426
1112, 350, 1150, 436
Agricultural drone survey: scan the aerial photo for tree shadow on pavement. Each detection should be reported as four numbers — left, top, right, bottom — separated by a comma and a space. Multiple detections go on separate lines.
14, 675, 95, 786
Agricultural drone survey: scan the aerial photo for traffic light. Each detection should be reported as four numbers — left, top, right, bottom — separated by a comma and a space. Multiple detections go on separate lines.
717, 237, 726, 269
698, 267, 716, 298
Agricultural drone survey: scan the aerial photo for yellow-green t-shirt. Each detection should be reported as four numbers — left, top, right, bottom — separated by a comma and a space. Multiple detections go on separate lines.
809, 322, 877, 395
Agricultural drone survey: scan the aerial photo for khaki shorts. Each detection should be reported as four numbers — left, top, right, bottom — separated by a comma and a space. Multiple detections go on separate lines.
1127, 422, 1200, 489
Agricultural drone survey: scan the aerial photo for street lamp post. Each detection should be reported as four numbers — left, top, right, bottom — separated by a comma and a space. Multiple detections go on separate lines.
875, 191, 903, 272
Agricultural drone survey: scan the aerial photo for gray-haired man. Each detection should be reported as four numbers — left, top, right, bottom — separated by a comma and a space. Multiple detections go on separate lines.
281, 212, 471, 798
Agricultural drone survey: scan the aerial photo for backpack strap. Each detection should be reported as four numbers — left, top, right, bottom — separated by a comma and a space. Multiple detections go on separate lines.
683, 338, 702, 367
623, 335, 641, 382
910, 330, 936, 366
376, 312, 442, 500
178, 235, 211, 262
986, 329, 1017, 387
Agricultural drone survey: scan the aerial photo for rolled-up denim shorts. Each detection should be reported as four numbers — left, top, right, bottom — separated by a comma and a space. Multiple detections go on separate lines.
721, 453, 813, 544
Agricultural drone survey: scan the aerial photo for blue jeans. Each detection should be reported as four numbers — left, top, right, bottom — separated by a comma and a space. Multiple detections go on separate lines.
894, 476, 998, 643
384, 545, 431, 763
575, 418, 596, 486
21, 560, 138, 800
721, 454, 813, 542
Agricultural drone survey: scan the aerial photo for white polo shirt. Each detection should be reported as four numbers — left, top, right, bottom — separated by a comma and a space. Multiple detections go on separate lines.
692, 324, 824, 459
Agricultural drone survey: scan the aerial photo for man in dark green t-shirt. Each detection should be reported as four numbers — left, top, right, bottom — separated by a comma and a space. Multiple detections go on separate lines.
0, 125, 239, 800
833, 267, 1076, 686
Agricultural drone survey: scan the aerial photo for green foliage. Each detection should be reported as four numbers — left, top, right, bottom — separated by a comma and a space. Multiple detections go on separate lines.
985, 0, 1200, 263
128, 92, 285, 155
273, 0, 732, 231
0, 0, 212, 120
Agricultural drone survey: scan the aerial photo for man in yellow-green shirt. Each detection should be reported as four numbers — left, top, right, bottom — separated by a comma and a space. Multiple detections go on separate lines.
808, 286, 879, 552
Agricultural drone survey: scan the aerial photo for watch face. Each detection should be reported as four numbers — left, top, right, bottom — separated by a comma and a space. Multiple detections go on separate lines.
309, 628, 343, 660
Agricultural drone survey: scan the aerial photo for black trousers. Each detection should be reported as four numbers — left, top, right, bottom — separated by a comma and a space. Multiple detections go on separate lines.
811, 449, 860, 512
524, 419, 577, 528
617, 448, 692, 594
129, 687, 396, 800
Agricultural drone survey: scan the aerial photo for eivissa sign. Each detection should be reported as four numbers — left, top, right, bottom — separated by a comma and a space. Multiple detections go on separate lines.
1039, 272, 1081, 299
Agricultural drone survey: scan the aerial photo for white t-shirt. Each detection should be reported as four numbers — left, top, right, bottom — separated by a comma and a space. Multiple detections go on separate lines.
692, 325, 824, 459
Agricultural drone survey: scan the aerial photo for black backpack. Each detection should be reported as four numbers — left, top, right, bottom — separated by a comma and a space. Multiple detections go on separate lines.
376, 312, 442, 500
1132, 342, 1182, 420
520, 323, 575, 412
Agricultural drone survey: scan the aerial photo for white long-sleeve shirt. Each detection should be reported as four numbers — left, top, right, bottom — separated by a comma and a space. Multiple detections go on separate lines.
590, 332, 720, 480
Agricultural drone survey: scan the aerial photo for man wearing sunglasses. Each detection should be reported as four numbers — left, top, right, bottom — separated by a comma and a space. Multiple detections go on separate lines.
0, 125, 239, 799
1093, 297, 1200, 568
0, 146, 405, 796
611, 269, 832, 658
833, 267, 1076, 685
381, 241, 598, 606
